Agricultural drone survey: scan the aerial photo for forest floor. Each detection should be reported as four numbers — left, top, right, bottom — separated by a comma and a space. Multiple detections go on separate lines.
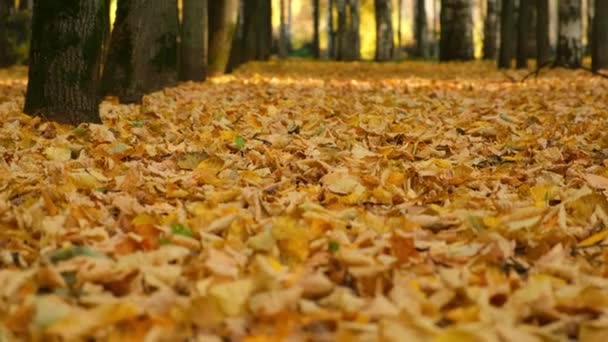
1, 61, 608, 341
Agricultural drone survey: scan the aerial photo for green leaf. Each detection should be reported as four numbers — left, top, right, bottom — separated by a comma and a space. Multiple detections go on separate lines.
329, 241, 340, 252
159, 237, 172, 245
171, 223, 194, 238
47, 246, 105, 263
131, 120, 148, 128
235, 135, 246, 150
499, 113, 515, 123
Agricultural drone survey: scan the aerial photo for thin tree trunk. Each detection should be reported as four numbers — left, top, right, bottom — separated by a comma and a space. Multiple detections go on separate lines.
328, 0, 335, 59
208, 0, 239, 75
313, 0, 320, 58
516, 0, 531, 68
103, 0, 179, 104
498, 0, 515, 68
279, 0, 288, 58
398, 0, 403, 53
536, 0, 550, 66
345, 0, 361, 61
287, 0, 292, 52
592, 0, 608, 70
374, 0, 394, 61
180, 0, 208, 81
24, 0, 109, 125
588, 0, 595, 54
483, 0, 498, 60
439, 0, 474, 61
227, 0, 245, 72
414, 0, 428, 57
556, 0, 582, 67
336, 0, 347, 60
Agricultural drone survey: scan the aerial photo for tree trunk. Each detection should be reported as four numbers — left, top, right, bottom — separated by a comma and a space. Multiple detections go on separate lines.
483, 0, 498, 60
398, 0, 402, 52
556, 0, 582, 67
180, 0, 207, 81
208, 0, 238, 75
24, 0, 109, 125
592, 0, 608, 71
328, 0, 335, 59
498, 0, 515, 68
313, 0, 320, 58
240, 0, 272, 62
374, 0, 394, 61
103, 0, 179, 104
414, 0, 428, 58
337, 0, 360, 61
0, 0, 15, 67
226, 0, 245, 72
439, 0, 474, 61
516, 0, 531, 68
588, 0, 595, 55
536, 0, 550, 66
279, 0, 289, 58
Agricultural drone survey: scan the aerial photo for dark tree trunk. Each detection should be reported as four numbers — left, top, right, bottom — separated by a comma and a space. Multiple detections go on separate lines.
241, 0, 272, 62
337, 0, 360, 61
374, 0, 394, 61
556, 0, 582, 67
0, 0, 15, 67
483, 0, 498, 60
312, 0, 320, 58
180, 0, 208, 82
103, 0, 179, 104
592, 0, 608, 71
279, 0, 289, 58
439, 0, 474, 61
588, 0, 595, 55
414, 0, 428, 58
226, 0, 245, 72
24, 0, 108, 125
498, 0, 515, 68
208, 0, 238, 75
516, 0, 531, 68
398, 0, 402, 52
536, 0, 550, 66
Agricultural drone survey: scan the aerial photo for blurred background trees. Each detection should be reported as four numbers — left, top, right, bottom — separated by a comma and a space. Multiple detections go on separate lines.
5, 0, 608, 125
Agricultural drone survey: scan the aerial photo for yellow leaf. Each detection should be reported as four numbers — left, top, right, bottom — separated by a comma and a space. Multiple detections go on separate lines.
44, 146, 71, 162
578, 230, 608, 247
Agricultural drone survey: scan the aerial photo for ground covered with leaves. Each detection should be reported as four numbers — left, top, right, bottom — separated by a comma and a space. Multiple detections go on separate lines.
1, 61, 608, 341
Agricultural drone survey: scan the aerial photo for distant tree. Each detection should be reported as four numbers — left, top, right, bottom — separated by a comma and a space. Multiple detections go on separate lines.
0, 0, 15, 67
498, 0, 514, 68
103, 0, 179, 104
227, 0, 271, 71
24, 0, 109, 125
312, 0, 320, 58
328, 0, 336, 59
180, 0, 207, 82
374, 0, 394, 61
337, 0, 360, 61
413, 0, 428, 58
536, 0, 550, 66
483, 0, 498, 60
592, 0, 608, 71
556, 0, 582, 67
208, 0, 239, 75
516, 0, 531, 68
439, 0, 474, 61
398, 0, 403, 52
588, 0, 595, 54
279, 0, 289, 58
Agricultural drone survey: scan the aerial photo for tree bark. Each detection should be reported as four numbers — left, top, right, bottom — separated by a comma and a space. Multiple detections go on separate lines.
208, 0, 238, 75
516, 0, 531, 68
374, 0, 394, 61
439, 0, 474, 61
337, 0, 360, 61
483, 0, 498, 60
0, 0, 15, 67
536, 0, 550, 66
414, 0, 428, 58
592, 0, 608, 71
398, 0, 402, 52
498, 0, 515, 68
588, 0, 595, 54
226, 0, 245, 72
102, 0, 179, 104
24, 0, 109, 125
180, 0, 207, 82
556, 0, 582, 67
241, 0, 272, 62
313, 0, 320, 58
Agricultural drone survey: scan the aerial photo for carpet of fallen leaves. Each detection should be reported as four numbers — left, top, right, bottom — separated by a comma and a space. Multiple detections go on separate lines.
1, 61, 608, 341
